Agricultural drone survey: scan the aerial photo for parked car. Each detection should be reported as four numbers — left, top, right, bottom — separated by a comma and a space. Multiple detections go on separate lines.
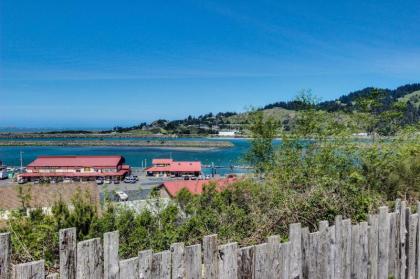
104, 179, 112, 184
96, 178, 104, 185
113, 179, 120, 184
115, 191, 129, 202
63, 178, 72, 183
18, 178, 27, 184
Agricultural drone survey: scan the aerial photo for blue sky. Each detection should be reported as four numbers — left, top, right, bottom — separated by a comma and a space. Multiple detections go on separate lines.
1, 0, 419, 128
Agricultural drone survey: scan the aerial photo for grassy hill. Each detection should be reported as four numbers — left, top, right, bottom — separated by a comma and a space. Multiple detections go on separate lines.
399, 90, 420, 107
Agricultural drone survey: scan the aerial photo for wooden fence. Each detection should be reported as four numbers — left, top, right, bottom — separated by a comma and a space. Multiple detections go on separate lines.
1, 199, 419, 278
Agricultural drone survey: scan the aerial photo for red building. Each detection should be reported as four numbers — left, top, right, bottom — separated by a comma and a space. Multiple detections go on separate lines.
146, 159, 202, 177
158, 177, 237, 198
19, 155, 131, 182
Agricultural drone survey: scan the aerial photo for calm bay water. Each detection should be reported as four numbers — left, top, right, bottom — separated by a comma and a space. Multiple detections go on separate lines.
0, 138, 252, 175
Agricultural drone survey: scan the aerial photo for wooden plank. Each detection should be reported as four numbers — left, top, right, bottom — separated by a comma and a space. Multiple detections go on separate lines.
203, 235, 218, 279
359, 222, 369, 279
319, 221, 329, 279
407, 214, 418, 279
185, 244, 202, 279
268, 238, 281, 278
388, 212, 399, 278
104, 231, 120, 279
378, 206, 390, 279
351, 224, 361, 279
368, 215, 379, 279
255, 243, 269, 279
14, 260, 45, 279
308, 232, 320, 279
289, 223, 302, 279
120, 257, 139, 279
151, 251, 171, 279
335, 216, 343, 279
76, 238, 103, 279
59, 228, 77, 279
139, 250, 153, 279
279, 242, 290, 279
342, 219, 352, 279
400, 201, 408, 279
301, 227, 310, 279
0, 232, 11, 279
171, 242, 186, 279
237, 246, 255, 279
327, 226, 336, 279
218, 243, 238, 279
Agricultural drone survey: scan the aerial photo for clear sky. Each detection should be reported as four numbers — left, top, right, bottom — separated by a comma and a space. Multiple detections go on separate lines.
1, 0, 419, 128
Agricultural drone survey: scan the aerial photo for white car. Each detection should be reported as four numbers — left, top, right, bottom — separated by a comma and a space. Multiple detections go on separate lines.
115, 191, 128, 202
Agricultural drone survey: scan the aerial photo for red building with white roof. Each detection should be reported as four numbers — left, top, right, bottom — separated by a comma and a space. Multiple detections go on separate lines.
146, 159, 202, 177
20, 155, 131, 182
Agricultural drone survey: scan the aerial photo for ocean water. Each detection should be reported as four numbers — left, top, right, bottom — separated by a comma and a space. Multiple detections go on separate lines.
0, 138, 252, 175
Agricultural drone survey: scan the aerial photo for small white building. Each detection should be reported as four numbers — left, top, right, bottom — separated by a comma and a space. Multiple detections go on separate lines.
218, 130, 238, 137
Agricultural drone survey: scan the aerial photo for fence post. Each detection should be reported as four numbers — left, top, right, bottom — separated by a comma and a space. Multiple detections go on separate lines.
0, 232, 11, 279
237, 246, 255, 279
351, 224, 360, 279
308, 232, 320, 279
218, 243, 238, 279
378, 206, 390, 279
400, 201, 408, 279
327, 226, 336, 279
119, 257, 139, 279
138, 250, 153, 279
289, 223, 302, 279
185, 244, 202, 279
104, 231, 120, 279
151, 251, 171, 279
388, 212, 398, 277
255, 243, 269, 279
359, 222, 369, 279
368, 215, 378, 279
76, 238, 103, 279
302, 227, 310, 279
13, 260, 45, 279
334, 216, 343, 279
319, 221, 329, 279
407, 213, 418, 279
342, 219, 352, 279
417, 203, 420, 279
171, 242, 186, 279
203, 235, 218, 279
280, 242, 290, 279
267, 236, 281, 278
59, 228, 77, 279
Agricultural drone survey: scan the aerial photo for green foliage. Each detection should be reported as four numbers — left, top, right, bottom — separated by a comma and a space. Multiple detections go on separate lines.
5, 91, 419, 271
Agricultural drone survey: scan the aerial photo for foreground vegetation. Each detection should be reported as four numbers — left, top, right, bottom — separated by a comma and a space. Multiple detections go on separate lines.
1, 90, 419, 269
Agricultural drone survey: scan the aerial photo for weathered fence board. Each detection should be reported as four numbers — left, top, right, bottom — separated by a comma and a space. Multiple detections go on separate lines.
119, 257, 139, 279
138, 250, 153, 279
407, 214, 418, 279
5, 199, 420, 279
104, 231, 120, 279
59, 228, 77, 279
14, 260, 45, 279
255, 243, 269, 279
290, 223, 303, 279
203, 234, 218, 279
218, 243, 238, 279
171, 243, 186, 279
237, 246, 255, 279
378, 206, 390, 279
0, 232, 11, 279
368, 214, 379, 279
76, 238, 103, 279
46, 273, 59, 279
151, 251, 171, 279
185, 244, 202, 279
